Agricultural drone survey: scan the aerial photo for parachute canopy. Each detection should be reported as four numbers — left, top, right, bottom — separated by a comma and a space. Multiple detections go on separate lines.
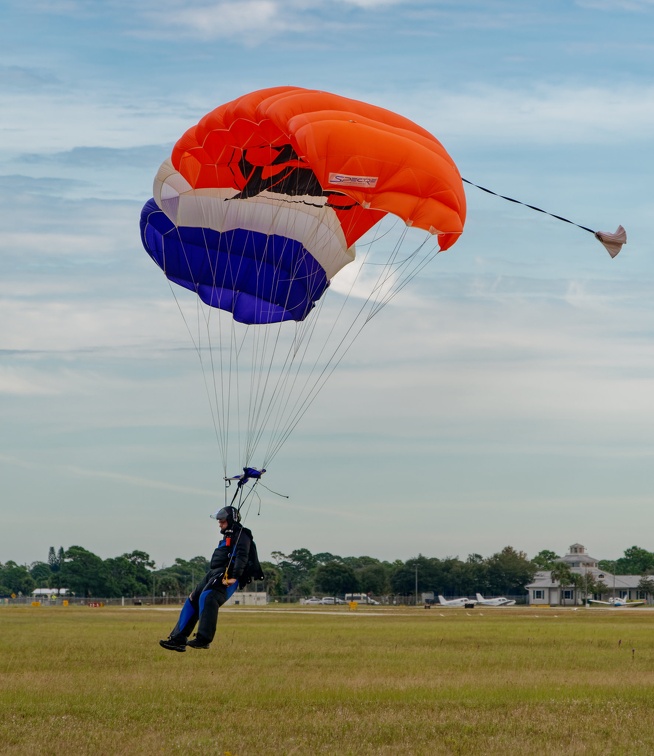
138, 86, 468, 485
140, 86, 466, 325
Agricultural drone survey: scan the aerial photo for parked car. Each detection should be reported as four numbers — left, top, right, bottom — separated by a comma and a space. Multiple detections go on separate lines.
320, 597, 346, 605
301, 597, 322, 605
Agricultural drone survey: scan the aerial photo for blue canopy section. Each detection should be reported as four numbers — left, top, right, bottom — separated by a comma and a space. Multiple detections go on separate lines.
140, 198, 330, 325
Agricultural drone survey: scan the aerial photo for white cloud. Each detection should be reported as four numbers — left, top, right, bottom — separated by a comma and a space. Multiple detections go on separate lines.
0, 452, 215, 496
398, 84, 654, 147
0, 91, 190, 154
0, 366, 60, 396
64, 464, 216, 496
2, 231, 116, 259
140, 0, 307, 42
0, 298, 182, 353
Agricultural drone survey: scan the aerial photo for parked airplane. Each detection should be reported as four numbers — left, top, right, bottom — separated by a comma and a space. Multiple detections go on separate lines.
438, 595, 476, 607
588, 597, 645, 607
475, 593, 516, 607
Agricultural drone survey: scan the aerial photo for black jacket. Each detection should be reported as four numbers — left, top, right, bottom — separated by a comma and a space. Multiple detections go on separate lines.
210, 523, 251, 580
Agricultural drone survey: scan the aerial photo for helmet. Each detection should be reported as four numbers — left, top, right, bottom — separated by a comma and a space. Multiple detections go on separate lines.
210, 505, 241, 527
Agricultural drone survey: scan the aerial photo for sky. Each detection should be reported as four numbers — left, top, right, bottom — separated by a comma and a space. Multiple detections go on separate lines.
1, 0, 653, 570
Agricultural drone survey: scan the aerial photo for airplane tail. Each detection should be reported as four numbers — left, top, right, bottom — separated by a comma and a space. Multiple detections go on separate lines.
476, 593, 484, 602
438, 595, 447, 605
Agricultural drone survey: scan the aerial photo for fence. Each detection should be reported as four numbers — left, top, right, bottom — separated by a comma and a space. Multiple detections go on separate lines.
1, 591, 527, 608
1, 592, 267, 608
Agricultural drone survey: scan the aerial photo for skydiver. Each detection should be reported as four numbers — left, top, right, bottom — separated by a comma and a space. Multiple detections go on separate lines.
159, 505, 263, 652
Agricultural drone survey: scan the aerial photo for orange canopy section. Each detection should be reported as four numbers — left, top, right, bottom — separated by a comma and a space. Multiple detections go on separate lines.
171, 86, 466, 251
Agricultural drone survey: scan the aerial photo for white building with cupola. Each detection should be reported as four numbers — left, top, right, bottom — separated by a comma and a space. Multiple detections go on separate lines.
526, 543, 650, 606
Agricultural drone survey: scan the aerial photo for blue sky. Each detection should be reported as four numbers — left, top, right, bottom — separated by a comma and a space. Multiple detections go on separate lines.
2, 0, 653, 570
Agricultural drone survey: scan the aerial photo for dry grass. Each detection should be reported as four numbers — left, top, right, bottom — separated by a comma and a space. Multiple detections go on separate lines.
1, 605, 654, 754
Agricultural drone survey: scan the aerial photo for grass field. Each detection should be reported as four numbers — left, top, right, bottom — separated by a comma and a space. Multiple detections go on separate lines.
1, 604, 654, 755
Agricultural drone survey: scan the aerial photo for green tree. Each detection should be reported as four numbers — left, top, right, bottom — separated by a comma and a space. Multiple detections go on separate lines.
30, 561, 51, 587
188, 555, 210, 572
550, 562, 574, 606
271, 549, 316, 596
390, 555, 441, 598
314, 561, 358, 597
60, 546, 108, 597
434, 557, 462, 597
48, 546, 66, 591
158, 556, 210, 595
259, 561, 283, 596
337, 556, 391, 596
121, 551, 155, 593
356, 562, 390, 596
582, 574, 607, 603
0, 562, 36, 596
103, 555, 142, 597
156, 574, 182, 597
342, 555, 380, 570
314, 552, 340, 565
637, 576, 654, 602
531, 550, 560, 570
486, 547, 535, 596
452, 555, 489, 596
614, 546, 654, 575
569, 572, 586, 605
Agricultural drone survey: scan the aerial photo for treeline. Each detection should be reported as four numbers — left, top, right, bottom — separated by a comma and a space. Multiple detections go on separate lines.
2, 544, 654, 599
267, 547, 536, 598
595, 546, 654, 575
0, 546, 208, 599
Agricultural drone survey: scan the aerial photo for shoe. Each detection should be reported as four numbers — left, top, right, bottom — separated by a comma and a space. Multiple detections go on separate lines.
187, 637, 211, 649
159, 638, 186, 652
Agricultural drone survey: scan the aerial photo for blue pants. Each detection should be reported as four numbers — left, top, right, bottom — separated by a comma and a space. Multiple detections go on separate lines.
169, 571, 238, 644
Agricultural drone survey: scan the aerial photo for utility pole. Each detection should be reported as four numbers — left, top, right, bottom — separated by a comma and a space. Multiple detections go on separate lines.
414, 564, 418, 606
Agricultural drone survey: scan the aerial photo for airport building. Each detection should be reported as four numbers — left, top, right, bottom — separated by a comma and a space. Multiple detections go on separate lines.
526, 543, 650, 606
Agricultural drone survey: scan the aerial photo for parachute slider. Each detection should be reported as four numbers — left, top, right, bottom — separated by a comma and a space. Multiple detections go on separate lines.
462, 178, 626, 258
225, 467, 266, 489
